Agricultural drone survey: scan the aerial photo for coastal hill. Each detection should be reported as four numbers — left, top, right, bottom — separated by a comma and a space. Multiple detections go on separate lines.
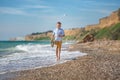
15, 8, 120, 41
85, 9, 120, 31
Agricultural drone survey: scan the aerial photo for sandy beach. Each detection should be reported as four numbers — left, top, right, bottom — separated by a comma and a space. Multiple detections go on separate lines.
1, 40, 120, 80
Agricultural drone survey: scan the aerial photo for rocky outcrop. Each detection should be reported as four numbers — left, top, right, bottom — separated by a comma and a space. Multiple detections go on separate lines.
77, 34, 94, 43
83, 34, 94, 43
85, 9, 120, 31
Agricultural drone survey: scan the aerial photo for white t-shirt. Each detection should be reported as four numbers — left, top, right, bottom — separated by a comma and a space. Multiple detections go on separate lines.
53, 28, 65, 41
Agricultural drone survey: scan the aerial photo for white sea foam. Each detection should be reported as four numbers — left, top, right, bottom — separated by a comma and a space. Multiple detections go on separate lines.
0, 43, 86, 74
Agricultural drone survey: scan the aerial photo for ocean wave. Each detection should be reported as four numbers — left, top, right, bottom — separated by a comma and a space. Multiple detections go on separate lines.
15, 44, 50, 53
0, 43, 87, 74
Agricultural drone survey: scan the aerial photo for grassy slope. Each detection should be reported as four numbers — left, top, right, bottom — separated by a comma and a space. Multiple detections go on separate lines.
76, 23, 120, 41
95, 23, 120, 40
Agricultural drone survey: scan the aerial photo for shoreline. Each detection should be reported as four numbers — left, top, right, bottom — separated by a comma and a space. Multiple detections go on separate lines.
1, 40, 120, 80
0, 53, 87, 80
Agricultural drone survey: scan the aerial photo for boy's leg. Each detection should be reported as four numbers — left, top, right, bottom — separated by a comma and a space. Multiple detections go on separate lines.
55, 41, 59, 61
58, 41, 62, 60
56, 46, 59, 61
55, 41, 62, 61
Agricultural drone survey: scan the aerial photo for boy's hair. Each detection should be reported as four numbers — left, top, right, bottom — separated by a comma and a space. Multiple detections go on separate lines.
57, 22, 62, 24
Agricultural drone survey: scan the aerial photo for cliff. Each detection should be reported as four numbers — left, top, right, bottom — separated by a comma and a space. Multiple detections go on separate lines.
85, 9, 120, 31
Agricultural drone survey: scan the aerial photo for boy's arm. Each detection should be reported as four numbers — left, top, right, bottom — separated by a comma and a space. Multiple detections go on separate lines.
59, 30, 65, 37
51, 30, 55, 41
51, 35, 54, 40
60, 34, 65, 37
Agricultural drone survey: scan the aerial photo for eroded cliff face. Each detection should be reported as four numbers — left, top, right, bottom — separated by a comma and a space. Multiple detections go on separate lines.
85, 9, 120, 31
99, 11, 120, 28
64, 28, 81, 36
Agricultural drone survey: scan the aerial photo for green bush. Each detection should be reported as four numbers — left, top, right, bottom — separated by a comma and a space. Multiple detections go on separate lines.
35, 37, 50, 40
63, 36, 76, 40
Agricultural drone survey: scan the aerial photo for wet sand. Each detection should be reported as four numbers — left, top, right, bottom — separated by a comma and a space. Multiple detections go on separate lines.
1, 40, 120, 80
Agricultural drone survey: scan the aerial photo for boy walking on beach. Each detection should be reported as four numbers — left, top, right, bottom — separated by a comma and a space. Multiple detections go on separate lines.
52, 22, 65, 61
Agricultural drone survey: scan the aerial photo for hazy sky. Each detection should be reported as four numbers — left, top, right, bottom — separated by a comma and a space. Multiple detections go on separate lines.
0, 0, 120, 40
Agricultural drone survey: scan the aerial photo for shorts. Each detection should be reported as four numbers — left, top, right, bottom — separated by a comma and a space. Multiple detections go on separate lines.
55, 41, 62, 48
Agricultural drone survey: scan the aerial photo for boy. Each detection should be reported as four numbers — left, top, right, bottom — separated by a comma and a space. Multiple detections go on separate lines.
52, 22, 65, 61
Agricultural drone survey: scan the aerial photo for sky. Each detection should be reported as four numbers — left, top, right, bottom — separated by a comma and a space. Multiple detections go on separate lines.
0, 0, 120, 40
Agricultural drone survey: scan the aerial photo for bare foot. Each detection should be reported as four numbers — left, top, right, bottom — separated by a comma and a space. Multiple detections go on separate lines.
57, 58, 60, 61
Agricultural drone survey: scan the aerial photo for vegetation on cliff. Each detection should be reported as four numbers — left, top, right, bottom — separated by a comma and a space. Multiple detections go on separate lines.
95, 23, 120, 40
35, 37, 50, 40
63, 36, 76, 40
77, 23, 120, 41
118, 8, 120, 20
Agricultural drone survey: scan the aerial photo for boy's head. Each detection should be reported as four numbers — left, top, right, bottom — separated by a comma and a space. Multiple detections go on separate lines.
56, 22, 62, 28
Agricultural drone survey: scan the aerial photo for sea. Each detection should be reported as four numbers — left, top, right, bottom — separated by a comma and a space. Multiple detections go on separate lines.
0, 41, 86, 74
